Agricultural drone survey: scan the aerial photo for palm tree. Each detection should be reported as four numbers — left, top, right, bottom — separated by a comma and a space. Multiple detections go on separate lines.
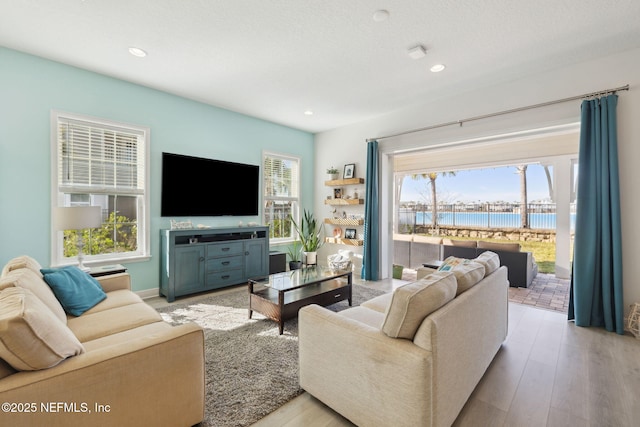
516, 165, 529, 228
426, 171, 456, 229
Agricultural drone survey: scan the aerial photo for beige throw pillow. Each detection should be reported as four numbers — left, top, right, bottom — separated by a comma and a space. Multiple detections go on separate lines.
0, 268, 67, 324
381, 271, 457, 339
475, 251, 501, 275
0, 287, 84, 371
1, 255, 43, 278
477, 240, 521, 252
438, 256, 486, 295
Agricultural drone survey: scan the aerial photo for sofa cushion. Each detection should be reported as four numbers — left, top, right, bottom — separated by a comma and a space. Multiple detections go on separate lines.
339, 306, 386, 330
0, 287, 85, 371
475, 251, 501, 275
40, 266, 107, 317
361, 292, 393, 313
0, 268, 67, 324
443, 239, 477, 248
81, 289, 143, 315
438, 256, 485, 295
477, 240, 521, 252
381, 271, 457, 339
1, 255, 43, 278
67, 302, 163, 342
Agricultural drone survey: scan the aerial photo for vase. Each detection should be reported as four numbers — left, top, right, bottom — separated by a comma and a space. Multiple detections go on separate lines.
303, 251, 318, 266
289, 261, 302, 270
328, 173, 338, 181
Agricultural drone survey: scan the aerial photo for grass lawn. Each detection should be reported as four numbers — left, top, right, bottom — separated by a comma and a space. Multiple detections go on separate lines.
436, 236, 556, 274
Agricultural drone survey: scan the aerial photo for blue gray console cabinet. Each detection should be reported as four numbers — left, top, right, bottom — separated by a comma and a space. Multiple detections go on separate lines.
160, 226, 269, 302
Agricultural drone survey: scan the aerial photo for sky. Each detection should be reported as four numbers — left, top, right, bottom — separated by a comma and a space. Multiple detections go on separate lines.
399, 164, 554, 204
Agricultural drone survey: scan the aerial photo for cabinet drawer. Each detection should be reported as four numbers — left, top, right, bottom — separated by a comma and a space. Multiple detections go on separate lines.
206, 255, 243, 272
206, 269, 243, 287
207, 241, 243, 257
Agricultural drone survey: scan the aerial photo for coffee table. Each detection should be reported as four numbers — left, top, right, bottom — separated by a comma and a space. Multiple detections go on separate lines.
248, 266, 352, 334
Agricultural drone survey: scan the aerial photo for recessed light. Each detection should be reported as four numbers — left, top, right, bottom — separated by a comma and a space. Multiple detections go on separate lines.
304, 110, 314, 116
373, 10, 390, 22
128, 47, 147, 58
430, 64, 446, 73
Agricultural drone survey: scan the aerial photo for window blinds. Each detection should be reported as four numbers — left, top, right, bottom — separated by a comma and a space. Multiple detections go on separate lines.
57, 117, 145, 195
263, 154, 299, 199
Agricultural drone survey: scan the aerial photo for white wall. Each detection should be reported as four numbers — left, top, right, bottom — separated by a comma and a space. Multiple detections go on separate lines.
315, 47, 640, 309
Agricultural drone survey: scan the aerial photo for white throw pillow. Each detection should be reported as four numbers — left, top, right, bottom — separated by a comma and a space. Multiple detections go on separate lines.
381, 271, 457, 339
438, 256, 485, 295
475, 251, 501, 275
0, 287, 84, 371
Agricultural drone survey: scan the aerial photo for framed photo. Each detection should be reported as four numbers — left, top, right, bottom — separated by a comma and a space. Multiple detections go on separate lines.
343, 163, 355, 179
333, 188, 343, 199
345, 228, 357, 239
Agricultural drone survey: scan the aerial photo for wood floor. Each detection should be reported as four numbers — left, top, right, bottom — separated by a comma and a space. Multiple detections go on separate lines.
251, 277, 640, 427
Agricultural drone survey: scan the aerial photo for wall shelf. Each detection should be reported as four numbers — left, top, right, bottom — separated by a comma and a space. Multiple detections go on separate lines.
324, 218, 364, 226
325, 177, 365, 186
325, 237, 363, 246
324, 198, 364, 205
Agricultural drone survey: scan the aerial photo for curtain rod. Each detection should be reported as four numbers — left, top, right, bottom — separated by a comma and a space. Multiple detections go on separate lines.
366, 84, 630, 143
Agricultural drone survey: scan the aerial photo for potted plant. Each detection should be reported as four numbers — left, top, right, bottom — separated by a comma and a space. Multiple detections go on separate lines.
326, 166, 339, 181
291, 209, 325, 266
287, 240, 303, 270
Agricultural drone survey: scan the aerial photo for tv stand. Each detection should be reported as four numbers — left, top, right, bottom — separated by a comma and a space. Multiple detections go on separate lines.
160, 226, 269, 302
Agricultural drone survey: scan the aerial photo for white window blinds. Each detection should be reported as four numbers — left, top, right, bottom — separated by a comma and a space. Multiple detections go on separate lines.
263, 154, 299, 199
57, 117, 145, 195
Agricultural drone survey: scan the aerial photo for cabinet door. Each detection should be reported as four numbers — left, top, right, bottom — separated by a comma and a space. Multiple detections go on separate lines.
244, 239, 268, 279
174, 246, 205, 295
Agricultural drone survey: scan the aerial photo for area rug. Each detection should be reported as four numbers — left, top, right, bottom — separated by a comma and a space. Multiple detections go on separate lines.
155, 283, 386, 427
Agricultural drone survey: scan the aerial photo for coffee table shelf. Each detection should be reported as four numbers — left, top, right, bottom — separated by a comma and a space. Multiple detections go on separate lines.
248, 267, 352, 334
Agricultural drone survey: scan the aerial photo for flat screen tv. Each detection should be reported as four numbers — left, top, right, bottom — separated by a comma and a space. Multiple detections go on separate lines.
161, 152, 259, 217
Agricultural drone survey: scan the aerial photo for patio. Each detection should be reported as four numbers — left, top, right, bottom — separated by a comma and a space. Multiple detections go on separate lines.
401, 269, 570, 314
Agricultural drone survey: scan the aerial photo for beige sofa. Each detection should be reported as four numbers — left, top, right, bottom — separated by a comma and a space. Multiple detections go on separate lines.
299, 252, 508, 427
0, 256, 205, 427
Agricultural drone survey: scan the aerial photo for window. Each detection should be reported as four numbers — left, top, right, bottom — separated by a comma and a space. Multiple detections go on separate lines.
51, 111, 150, 265
263, 152, 300, 242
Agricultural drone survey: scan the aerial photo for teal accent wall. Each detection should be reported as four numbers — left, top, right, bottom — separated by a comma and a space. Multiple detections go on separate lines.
0, 47, 314, 292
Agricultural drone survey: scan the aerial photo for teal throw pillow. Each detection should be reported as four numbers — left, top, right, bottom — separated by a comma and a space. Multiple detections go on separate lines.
40, 266, 107, 317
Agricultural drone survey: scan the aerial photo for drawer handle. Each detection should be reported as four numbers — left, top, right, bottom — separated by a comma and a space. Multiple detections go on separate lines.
334, 294, 342, 298
222, 275, 230, 279
222, 261, 230, 265
222, 247, 230, 252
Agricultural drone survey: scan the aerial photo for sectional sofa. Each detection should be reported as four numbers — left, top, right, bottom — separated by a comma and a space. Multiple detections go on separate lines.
0, 256, 205, 427
299, 251, 508, 427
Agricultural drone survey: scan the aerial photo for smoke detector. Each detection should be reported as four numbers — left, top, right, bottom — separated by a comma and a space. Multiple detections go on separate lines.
408, 45, 427, 59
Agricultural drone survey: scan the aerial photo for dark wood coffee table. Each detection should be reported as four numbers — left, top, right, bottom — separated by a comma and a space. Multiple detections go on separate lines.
248, 266, 352, 334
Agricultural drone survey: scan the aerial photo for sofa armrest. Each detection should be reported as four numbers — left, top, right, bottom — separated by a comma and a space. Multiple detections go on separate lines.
0, 323, 204, 427
95, 272, 131, 293
299, 305, 433, 427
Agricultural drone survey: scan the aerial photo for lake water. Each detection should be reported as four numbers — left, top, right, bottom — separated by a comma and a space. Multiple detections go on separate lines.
401, 211, 576, 230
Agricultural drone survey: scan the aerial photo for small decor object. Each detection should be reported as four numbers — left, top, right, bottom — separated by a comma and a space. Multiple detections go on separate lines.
333, 188, 343, 199
327, 253, 352, 272
333, 227, 342, 238
345, 228, 357, 239
343, 163, 355, 179
170, 219, 193, 230
326, 166, 339, 180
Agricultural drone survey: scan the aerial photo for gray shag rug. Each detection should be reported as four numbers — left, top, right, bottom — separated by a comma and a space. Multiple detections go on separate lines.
155, 283, 386, 427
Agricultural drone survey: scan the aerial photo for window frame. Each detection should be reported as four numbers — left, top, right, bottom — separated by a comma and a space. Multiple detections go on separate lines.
50, 110, 151, 266
262, 151, 300, 244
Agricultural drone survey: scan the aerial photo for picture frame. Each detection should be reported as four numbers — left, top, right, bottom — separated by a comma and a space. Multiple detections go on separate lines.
343, 163, 355, 179
345, 228, 357, 239
333, 188, 343, 199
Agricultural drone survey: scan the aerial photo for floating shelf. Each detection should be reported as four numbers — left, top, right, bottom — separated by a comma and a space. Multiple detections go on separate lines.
324, 198, 364, 205
324, 218, 364, 226
325, 237, 363, 246
325, 178, 365, 186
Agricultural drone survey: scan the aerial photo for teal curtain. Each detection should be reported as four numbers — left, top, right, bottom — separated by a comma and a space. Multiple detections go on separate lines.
361, 140, 379, 280
568, 94, 624, 334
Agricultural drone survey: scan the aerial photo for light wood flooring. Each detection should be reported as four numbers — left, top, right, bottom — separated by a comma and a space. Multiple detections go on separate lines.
251, 276, 640, 427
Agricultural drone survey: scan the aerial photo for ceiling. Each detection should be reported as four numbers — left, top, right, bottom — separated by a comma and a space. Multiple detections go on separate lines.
2, 1, 639, 134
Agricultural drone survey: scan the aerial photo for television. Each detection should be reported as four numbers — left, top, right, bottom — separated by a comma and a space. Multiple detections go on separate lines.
161, 152, 259, 217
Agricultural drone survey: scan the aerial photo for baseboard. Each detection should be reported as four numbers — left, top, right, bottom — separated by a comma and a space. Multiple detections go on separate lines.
137, 288, 160, 300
